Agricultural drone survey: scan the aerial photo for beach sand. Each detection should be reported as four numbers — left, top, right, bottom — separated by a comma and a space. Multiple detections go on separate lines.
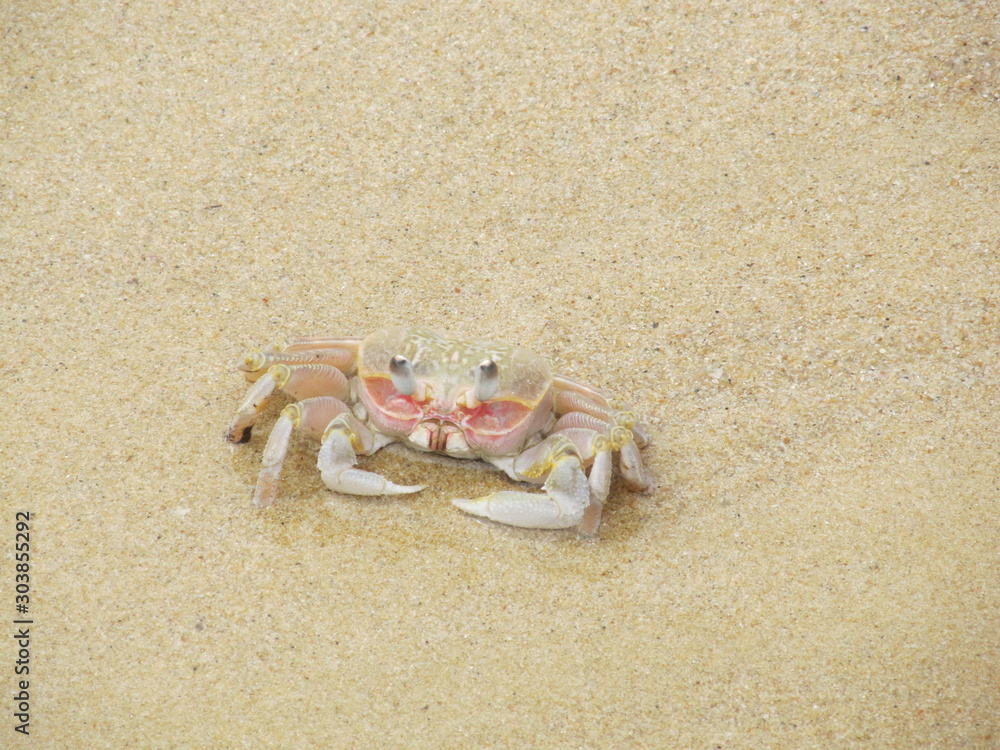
2, 1, 998, 746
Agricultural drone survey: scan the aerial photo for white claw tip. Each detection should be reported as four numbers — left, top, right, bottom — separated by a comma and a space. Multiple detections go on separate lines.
452, 498, 488, 518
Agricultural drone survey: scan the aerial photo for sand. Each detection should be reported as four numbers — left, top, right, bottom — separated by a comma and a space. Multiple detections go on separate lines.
2, 1, 998, 747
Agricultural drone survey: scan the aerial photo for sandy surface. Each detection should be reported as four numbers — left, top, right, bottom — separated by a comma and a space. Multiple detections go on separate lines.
2, 1, 998, 747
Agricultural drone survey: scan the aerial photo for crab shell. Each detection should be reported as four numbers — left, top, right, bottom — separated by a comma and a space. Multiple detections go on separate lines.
356, 327, 554, 457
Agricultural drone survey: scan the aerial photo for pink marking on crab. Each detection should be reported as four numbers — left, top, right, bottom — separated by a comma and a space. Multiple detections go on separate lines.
462, 398, 551, 455
360, 372, 550, 456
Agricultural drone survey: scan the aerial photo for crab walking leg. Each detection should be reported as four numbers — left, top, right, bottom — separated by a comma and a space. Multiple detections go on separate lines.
610, 400, 650, 448
545, 427, 619, 536
553, 378, 649, 448
226, 363, 351, 443
619, 440, 651, 492
550, 426, 629, 501
551, 410, 651, 492
453, 436, 591, 531
226, 372, 279, 443
318, 414, 425, 497
555, 414, 652, 492
552, 410, 615, 435
253, 397, 361, 507
554, 389, 649, 448
553, 425, 636, 532
265, 335, 362, 354
552, 375, 614, 408
238, 347, 358, 382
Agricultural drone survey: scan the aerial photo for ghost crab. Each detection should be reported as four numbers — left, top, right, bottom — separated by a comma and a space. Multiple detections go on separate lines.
226, 326, 650, 535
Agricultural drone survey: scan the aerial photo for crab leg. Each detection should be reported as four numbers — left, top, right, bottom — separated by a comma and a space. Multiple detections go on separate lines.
252, 397, 365, 507
452, 435, 592, 532
266, 336, 362, 353
546, 425, 634, 535
550, 426, 628, 498
554, 389, 648, 447
553, 375, 649, 447
238, 347, 358, 382
552, 411, 621, 438
225, 364, 351, 443
552, 375, 614, 407
618, 440, 650, 492
318, 414, 425, 497
550, 410, 651, 492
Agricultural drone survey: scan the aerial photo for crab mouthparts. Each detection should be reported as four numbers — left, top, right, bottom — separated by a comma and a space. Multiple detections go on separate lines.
411, 418, 469, 454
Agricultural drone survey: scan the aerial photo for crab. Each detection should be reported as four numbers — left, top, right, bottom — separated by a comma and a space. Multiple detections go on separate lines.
225, 326, 650, 535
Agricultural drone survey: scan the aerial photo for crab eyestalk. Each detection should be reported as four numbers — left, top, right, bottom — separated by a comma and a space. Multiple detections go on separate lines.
389, 354, 417, 396
474, 359, 499, 403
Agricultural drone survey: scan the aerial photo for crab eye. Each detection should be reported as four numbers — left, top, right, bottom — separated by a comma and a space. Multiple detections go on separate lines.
389, 354, 417, 396
473, 359, 499, 402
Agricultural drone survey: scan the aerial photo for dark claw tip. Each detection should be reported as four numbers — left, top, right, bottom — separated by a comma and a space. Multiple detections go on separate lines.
226, 426, 253, 444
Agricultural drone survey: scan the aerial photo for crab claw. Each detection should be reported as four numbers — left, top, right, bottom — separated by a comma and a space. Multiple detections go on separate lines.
318, 416, 425, 496
452, 453, 590, 531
